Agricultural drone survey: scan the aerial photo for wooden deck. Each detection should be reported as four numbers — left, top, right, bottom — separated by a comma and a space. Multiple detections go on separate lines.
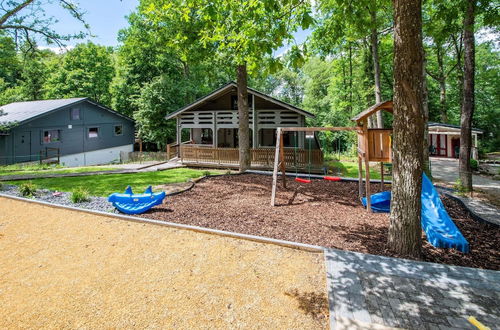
179, 145, 324, 171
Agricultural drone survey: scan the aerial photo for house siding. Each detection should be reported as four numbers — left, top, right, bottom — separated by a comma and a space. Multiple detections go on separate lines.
0, 100, 134, 165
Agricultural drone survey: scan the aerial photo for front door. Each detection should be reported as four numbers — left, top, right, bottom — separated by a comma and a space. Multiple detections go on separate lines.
15, 131, 31, 162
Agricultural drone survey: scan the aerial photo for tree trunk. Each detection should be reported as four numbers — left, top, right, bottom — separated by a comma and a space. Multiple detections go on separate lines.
422, 53, 431, 177
459, 0, 475, 192
370, 8, 383, 128
237, 64, 251, 172
436, 46, 448, 123
348, 43, 353, 117
452, 33, 464, 111
388, 0, 424, 258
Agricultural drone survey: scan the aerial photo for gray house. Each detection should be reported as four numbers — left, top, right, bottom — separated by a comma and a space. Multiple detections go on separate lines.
0, 98, 134, 166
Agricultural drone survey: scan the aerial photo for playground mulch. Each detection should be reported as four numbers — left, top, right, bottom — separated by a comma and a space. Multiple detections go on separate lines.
141, 174, 500, 270
0, 197, 328, 329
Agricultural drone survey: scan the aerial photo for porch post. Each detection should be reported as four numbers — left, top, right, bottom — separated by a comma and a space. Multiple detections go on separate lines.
252, 94, 257, 148
213, 111, 218, 147
176, 117, 181, 144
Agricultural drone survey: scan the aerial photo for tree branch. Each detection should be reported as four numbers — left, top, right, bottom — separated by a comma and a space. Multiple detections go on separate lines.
0, 0, 34, 27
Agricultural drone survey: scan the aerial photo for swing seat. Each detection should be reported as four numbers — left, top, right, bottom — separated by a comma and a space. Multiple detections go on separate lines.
295, 177, 311, 184
324, 176, 341, 181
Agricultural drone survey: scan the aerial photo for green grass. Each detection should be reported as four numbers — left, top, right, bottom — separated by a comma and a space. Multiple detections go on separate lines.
325, 161, 391, 180
6, 168, 221, 196
0, 166, 118, 177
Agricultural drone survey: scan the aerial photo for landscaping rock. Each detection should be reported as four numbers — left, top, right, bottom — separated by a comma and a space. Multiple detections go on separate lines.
0, 184, 114, 213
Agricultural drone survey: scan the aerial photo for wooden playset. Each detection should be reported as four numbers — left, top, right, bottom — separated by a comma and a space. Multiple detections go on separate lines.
270, 101, 394, 211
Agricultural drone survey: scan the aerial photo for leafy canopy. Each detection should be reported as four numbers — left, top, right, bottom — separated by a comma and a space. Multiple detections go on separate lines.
142, 0, 314, 72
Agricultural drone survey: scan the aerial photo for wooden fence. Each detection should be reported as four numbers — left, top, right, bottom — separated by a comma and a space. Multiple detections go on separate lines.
180, 145, 324, 170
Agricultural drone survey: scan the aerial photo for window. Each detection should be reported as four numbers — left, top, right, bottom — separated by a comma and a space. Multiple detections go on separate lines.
88, 127, 99, 138
71, 108, 80, 120
43, 130, 60, 143
114, 125, 123, 136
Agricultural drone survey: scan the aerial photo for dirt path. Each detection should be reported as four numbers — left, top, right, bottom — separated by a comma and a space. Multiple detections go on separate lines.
0, 197, 328, 329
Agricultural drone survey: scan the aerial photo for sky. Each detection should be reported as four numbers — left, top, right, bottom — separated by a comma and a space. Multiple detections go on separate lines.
41, 0, 311, 54
42, 0, 138, 48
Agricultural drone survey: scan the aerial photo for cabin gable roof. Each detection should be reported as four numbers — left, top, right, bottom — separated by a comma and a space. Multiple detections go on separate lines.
165, 82, 315, 120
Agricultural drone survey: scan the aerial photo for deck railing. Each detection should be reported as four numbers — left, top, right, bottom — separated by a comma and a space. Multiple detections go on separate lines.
180, 144, 324, 169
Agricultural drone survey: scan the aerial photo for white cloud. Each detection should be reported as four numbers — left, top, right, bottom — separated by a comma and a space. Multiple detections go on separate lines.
37, 45, 75, 54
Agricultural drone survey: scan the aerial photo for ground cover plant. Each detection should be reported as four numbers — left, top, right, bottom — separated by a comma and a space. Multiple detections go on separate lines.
139, 174, 499, 270
70, 188, 91, 203
6, 168, 220, 197
19, 181, 37, 197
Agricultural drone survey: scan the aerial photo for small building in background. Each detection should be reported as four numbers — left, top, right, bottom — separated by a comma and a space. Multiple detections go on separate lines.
0, 98, 134, 166
428, 122, 482, 160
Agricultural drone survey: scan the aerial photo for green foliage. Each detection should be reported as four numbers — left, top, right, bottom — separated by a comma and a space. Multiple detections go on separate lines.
70, 188, 91, 203
454, 179, 470, 195
45, 42, 114, 105
203, 170, 211, 176
19, 181, 37, 197
470, 159, 479, 171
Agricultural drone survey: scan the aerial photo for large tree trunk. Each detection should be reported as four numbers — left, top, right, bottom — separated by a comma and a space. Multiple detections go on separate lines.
370, 8, 383, 128
237, 64, 251, 172
388, 0, 424, 258
459, 0, 475, 192
452, 33, 464, 111
423, 53, 431, 177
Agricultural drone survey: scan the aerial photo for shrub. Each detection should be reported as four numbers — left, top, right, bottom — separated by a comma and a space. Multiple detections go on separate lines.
19, 181, 37, 197
70, 188, 91, 203
0, 182, 4, 191
470, 159, 479, 171
454, 179, 470, 195
225, 169, 232, 175
203, 170, 211, 176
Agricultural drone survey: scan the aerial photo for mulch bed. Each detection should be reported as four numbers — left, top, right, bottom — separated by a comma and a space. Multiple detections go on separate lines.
140, 174, 500, 271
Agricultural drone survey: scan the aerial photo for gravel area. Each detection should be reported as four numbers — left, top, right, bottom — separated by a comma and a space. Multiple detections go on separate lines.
0, 197, 328, 329
0, 184, 114, 213
139, 174, 500, 270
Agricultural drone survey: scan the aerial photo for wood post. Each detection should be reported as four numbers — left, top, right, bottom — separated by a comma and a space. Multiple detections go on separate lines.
380, 162, 384, 190
363, 121, 372, 212
271, 128, 282, 206
279, 130, 286, 189
358, 154, 363, 199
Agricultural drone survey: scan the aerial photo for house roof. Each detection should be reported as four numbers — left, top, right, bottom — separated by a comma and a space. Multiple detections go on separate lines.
428, 122, 483, 134
165, 82, 315, 120
351, 100, 393, 124
0, 98, 133, 127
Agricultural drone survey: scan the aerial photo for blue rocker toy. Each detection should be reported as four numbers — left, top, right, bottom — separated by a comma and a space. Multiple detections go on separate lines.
362, 173, 469, 253
108, 186, 166, 215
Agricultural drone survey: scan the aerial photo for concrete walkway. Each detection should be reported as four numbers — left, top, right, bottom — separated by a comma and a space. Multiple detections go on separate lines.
431, 157, 500, 199
325, 248, 500, 329
431, 157, 499, 226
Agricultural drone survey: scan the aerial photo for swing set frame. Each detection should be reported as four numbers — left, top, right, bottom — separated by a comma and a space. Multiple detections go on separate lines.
270, 101, 394, 210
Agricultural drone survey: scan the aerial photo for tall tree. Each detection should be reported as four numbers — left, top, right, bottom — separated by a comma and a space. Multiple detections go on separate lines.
459, 0, 476, 192
46, 42, 114, 105
388, 0, 425, 257
144, 0, 312, 171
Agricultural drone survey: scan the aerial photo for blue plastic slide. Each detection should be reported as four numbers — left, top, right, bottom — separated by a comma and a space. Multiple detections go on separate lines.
362, 173, 469, 253
108, 186, 166, 215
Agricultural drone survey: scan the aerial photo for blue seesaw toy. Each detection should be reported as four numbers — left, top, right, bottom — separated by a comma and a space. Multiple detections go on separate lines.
108, 186, 166, 215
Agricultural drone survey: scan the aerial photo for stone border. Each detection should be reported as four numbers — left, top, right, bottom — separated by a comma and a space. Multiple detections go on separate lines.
0, 193, 324, 253
443, 192, 499, 227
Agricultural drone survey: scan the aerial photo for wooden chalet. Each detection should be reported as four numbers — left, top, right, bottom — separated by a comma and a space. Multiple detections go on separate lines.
165, 82, 323, 169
